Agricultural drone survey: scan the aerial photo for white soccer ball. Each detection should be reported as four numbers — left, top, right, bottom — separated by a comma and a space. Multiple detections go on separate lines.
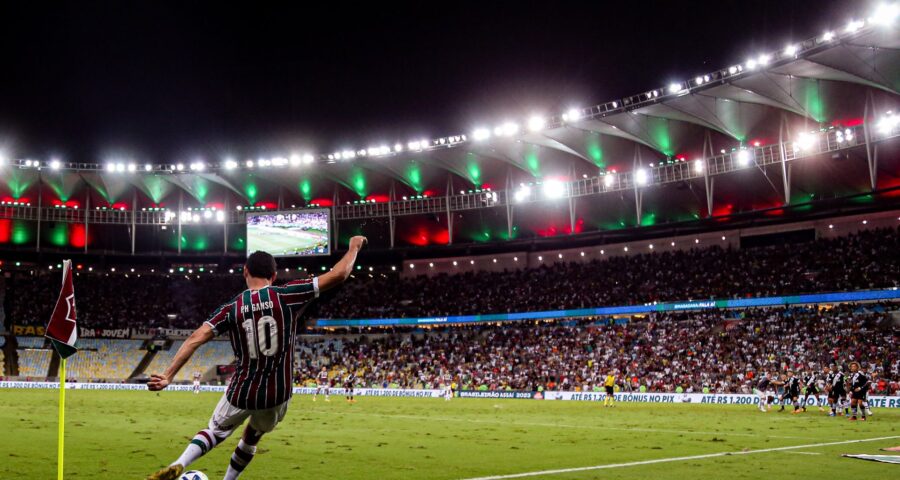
179, 471, 208, 480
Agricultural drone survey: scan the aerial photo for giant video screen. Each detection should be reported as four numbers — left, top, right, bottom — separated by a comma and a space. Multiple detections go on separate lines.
246, 210, 331, 257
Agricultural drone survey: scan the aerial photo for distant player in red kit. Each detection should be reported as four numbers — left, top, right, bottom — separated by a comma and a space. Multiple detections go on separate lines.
146, 236, 367, 480
314, 365, 331, 402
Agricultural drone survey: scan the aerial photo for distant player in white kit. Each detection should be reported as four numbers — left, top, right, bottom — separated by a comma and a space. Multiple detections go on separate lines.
314, 365, 330, 402
442, 370, 453, 401
146, 236, 366, 480
193, 372, 201, 395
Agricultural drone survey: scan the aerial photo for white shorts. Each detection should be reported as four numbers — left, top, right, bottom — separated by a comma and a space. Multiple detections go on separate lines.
208, 393, 290, 436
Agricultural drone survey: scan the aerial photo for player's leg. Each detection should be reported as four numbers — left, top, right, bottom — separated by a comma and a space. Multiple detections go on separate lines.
849, 397, 858, 420
791, 395, 801, 413
325, 386, 330, 401
224, 401, 289, 479
313, 386, 319, 401
148, 395, 245, 480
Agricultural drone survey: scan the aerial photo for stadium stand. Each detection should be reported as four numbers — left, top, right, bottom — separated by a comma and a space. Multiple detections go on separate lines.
145, 341, 233, 382
17, 348, 51, 378
16, 337, 46, 349
0, 348, 5, 376
66, 339, 146, 382
295, 303, 899, 395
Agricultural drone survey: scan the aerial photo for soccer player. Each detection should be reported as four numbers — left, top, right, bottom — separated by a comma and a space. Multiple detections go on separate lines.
193, 372, 201, 395
146, 236, 367, 480
344, 370, 356, 403
603, 371, 616, 407
314, 366, 330, 402
781, 371, 802, 414
801, 369, 822, 412
828, 365, 847, 417
753, 370, 773, 412
848, 362, 870, 421
442, 370, 453, 401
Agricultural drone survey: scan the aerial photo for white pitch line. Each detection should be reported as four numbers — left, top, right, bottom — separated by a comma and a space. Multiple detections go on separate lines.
327, 410, 816, 440
782, 451, 822, 455
458, 435, 900, 480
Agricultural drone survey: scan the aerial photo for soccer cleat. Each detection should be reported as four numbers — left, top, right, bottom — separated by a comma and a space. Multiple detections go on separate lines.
866, 409, 873, 416
818, 407, 825, 412
848, 416, 857, 421
828, 412, 836, 417
147, 464, 184, 480
860, 417, 867, 421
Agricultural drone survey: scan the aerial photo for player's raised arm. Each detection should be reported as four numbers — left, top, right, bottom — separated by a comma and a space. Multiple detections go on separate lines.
147, 323, 215, 391
316, 235, 367, 292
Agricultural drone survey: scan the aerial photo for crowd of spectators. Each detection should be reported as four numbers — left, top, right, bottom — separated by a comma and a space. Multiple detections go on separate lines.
296, 303, 900, 395
2, 227, 897, 329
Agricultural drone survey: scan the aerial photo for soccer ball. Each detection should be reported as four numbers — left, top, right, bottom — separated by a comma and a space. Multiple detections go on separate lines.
179, 471, 208, 480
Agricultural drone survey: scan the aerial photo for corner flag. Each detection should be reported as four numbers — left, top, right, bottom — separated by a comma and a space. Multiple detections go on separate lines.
45, 259, 77, 359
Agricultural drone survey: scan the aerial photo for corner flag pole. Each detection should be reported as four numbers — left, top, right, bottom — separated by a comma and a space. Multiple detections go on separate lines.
58, 357, 66, 480
45, 259, 78, 480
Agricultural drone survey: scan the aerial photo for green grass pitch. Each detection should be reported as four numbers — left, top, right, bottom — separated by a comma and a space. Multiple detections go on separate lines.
2, 390, 898, 479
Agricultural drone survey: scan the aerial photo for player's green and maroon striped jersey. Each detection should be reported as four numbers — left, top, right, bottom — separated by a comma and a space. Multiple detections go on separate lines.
204, 278, 318, 410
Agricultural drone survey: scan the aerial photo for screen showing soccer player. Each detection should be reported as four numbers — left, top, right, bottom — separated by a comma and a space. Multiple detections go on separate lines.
246, 210, 330, 257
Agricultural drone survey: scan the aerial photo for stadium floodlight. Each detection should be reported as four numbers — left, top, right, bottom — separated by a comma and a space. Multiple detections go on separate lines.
845, 19, 865, 33
513, 185, 531, 203
394, 143, 403, 152
302, 154, 315, 165
289, 154, 301, 166
668, 82, 683, 94
408, 140, 421, 150
794, 132, 816, 151
784, 44, 798, 56
342, 150, 356, 160
736, 149, 751, 166
116, 163, 126, 173
635, 169, 648, 186
144, 163, 153, 172
495, 122, 518, 137
175, 163, 184, 171
224, 159, 238, 170
877, 111, 900, 134
203, 210, 212, 219
562, 108, 581, 122
245, 160, 254, 168
472, 128, 491, 141
727, 65, 738, 74
542, 180, 566, 199
379, 145, 391, 155
694, 76, 704, 86
870, 3, 900, 26
603, 173, 615, 187
757, 54, 771, 66
694, 159, 705, 174
50, 159, 61, 170
822, 31, 835, 41
127, 163, 137, 172
527, 116, 546, 132
745, 58, 758, 70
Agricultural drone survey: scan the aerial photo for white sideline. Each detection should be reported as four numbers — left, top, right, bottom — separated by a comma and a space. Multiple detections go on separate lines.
458, 435, 900, 480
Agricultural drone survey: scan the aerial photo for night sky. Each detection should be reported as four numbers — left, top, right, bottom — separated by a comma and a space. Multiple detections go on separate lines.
0, 0, 859, 164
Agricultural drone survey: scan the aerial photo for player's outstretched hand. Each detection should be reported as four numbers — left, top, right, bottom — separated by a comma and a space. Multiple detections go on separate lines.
147, 374, 171, 391
349, 235, 367, 251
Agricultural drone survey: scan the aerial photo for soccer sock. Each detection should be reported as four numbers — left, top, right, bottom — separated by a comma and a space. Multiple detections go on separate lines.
851, 405, 857, 418
174, 429, 223, 468
224, 439, 257, 480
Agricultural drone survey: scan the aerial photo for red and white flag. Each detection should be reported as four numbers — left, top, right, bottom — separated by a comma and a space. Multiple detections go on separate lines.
45, 259, 78, 359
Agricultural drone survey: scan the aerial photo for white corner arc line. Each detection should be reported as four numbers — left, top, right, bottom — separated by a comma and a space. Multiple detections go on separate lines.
458, 436, 900, 480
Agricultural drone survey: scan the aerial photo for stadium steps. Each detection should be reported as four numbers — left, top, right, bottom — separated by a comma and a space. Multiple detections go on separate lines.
3, 336, 19, 376
130, 345, 158, 379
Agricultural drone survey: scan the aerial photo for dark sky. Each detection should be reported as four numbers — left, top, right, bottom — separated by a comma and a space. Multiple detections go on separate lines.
0, 0, 860, 163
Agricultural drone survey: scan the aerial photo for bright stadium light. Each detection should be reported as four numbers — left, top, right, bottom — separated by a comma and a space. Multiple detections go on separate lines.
106, 162, 116, 173
736, 149, 751, 166
527, 116, 546, 132
144, 163, 153, 172
542, 180, 566, 199
127, 163, 137, 172
757, 54, 771, 66
394, 143, 403, 152
784, 44, 798, 56
603, 173, 615, 187
472, 128, 491, 141
175, 163, 184, 171
668, 82, 683, 94
513, 185, 531, 202
245, 160, 254, 168
224, 159, 238, 170
794, 132, 816, 151
635, 169, 648, 186
495, 122, 519, 137
50, 159, 61, 170
877, 111, 900, 133
562, 108, 581, 122
822, 31, 836, 41
342, 150, 355, 159
203, 210, 212, 220
845, 19, 865, 33
694, 159, 705, 174
694, 76, 704, 85
870, 3, 900, 26
116, 163, 126, 173
303, 154, 315, 165
728, 65, 738, 74
289, 154, 302, 166
745, 58, 758, 70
